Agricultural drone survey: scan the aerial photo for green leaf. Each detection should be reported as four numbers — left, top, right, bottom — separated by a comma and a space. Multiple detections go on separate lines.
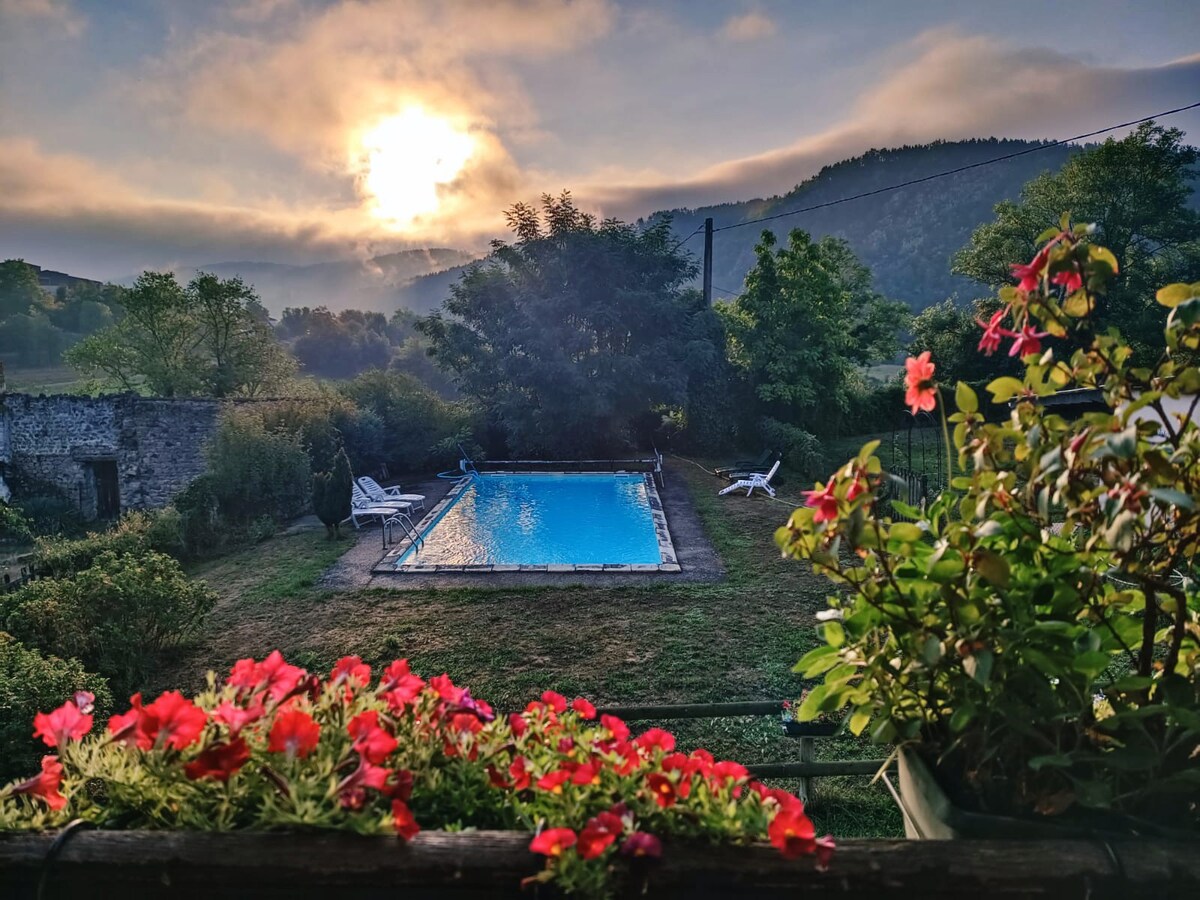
975, 550, 1010, 588
1062, 290, 1093, 318
889, 500, 923, 520
1156, 283, 1197, 308
955, 381, 978, 415
1108, 675, 1153, 693
820, 620, 845, 648
798, 685, 828, 721
1072, 651, 1112, 676
921, 635, 942, 666
1028, 753, 1073, 771
962, 649, 993, 685
1149, 488, 1195, 510
848, 708, 872, 736
1087, 244, 1119, 274
889, 523, 924, 543
793, 644, 839, 676
986, 376, 1025, 403
949, 704, 975, 733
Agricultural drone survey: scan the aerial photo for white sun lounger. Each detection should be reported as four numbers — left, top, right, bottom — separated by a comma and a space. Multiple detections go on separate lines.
718, 459, 781, 498
357, 476, 426, 515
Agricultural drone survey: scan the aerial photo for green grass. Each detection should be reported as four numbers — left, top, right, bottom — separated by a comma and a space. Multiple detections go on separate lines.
4, 365, 83, 394
167, 465, 902, 837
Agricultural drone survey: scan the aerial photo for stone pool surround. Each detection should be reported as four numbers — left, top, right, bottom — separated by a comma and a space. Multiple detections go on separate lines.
374, 471, 680, 574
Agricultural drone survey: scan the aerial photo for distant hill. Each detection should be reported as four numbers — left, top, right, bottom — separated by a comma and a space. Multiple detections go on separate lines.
645, 138, 1081, 311
180, 247, 479, 316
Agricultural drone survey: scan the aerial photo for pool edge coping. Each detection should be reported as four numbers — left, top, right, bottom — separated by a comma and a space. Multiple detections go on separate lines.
371, 471, 681, 575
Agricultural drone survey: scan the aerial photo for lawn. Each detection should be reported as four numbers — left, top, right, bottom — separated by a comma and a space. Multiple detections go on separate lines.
4, 365, 83, 394
164, 462, 902, 838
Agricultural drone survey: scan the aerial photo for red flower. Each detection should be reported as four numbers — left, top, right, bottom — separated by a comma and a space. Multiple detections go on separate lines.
537, 769, 571, 794
600, 714, 629, 742
508, 713, 529, 738
184, 738, 251, 782
348, 711, 398, 764
577, 811, 624, 860
904, 351, 937, 415
571, 760, 602, 786
1008, 324, 1049, 358
10, 755, 67, 810
213, 700, 264, 737
634, 727, 675, 755
143, 691, 207, 751
646, 773, 678, 808
107, 693, 150, 749
227, 657, 260, 692
260, 651, 307, 702
486, 764, 508, 788
570, 697, 597, 719
610, 741, 641, 776
540, 691, 567, 714
509, 756, 532, 790
620, 831, 662, 859
429, 673, 465, 704
383, 674, 426, 712
1010, 247, 1048, 293
529, 828, 576, 857
451, 712, 483, 734
710, 760, 750, 788
268, 709, 321, 758
802, 481, 838, 523
33, 700, 93, 748
392, 799, 420, 841
976, 308, 1008, 356
1052, 267, 1083, 293
330, 656, 371, 689
769, 807, 817, 859
379, 658, 412, 690
337, 758, 394, 808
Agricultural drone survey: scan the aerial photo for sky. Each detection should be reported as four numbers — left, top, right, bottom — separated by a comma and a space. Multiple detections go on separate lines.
1, 0, 1198, 279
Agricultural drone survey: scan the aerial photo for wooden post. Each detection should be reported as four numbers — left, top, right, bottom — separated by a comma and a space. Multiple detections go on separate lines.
702, 217, 714, 306
797, 736, 815, 804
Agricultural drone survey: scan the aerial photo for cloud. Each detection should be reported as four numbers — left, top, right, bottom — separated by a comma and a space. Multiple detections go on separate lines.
585, 31, 1200, 216
721, 11, 776, 42
0, 0, 83, 35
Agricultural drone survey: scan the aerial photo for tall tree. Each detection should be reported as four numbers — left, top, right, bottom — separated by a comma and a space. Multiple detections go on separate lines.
0, 260, 46, 319
65, 271, 294, 397
717, 229, 908, 435
954, 122, 1200, 363
419, 192, 708, 457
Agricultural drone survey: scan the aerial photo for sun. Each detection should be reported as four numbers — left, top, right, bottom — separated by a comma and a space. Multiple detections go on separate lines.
355, 108, 476, 226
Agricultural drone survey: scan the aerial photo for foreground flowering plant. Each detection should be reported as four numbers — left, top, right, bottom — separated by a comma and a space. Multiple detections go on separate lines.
1, 653, 833, 896
784, 222, 1200, 829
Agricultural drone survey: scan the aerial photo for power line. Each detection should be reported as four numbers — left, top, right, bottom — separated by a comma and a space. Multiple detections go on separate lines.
711, 100, 1200, 234
668, 225, 704, 253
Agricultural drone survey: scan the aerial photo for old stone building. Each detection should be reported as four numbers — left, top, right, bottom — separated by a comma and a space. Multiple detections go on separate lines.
0, 392, 223, 520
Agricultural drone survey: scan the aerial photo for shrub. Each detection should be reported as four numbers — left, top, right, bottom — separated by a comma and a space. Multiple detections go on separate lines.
1, 550, 217, 694
0, 502, 32, 544
33, 511, 154, 578
312, 449, 352, 539
0, 654, 832, 896
757, 417, 826, 480
174, 475, 223, 556
11, 493, 82, 538
0, 633, 110, 782
205, 408, 311, 524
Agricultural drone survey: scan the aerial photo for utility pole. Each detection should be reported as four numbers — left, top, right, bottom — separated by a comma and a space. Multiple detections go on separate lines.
702, 217, 714, 306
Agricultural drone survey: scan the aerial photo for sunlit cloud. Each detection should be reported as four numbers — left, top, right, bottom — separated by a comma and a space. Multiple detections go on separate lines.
721, 11, 776, 42
0, 0, 84, 35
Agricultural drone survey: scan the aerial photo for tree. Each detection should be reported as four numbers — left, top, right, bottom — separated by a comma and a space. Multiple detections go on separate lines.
954, 122, 1200, 363
717, 229, 908, 436
419, 192, 709, 457
312, 449, 352, 539
0, 260, 45, 319
908, 298, 1020, 386
65, 271, 295, 397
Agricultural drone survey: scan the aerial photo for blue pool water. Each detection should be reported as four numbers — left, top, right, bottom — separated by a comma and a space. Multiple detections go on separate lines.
395, 473, 663, 567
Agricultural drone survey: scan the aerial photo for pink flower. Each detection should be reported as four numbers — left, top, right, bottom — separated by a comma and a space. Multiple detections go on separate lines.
1010, 247, 1049, 294
72, 691, 95, 715
577, 811, 624, 859
107, 693, 150, 749
803, 481, 838, 523
620, 831, 662, 859
33, 700, 93, 748
904, 351, 937, 415
976, 308, 1009, 356
1008, 324, 1050, 358
1052, 267, 1083, 293
213, 701, 264, 737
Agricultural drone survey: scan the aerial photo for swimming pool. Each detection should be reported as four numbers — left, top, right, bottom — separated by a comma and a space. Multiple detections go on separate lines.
388, 473, 679, 571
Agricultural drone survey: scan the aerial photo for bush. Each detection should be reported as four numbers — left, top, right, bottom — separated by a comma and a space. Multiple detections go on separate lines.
757, 417, 826, 480
0, 632, 111, 782
33, 511, 154, 578
205, 409, 311, 524
175, 475, 222, 556
1, 550, 217, 694
0, 502, 32, 545
11, 493, 82, 538
312, 449, 352, 539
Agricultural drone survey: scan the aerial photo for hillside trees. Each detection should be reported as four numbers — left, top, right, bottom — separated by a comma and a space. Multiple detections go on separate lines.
954, 122, 1200, 365
66, 271, 295, 397
420, 193, 711, 457
718, 229, 908, 439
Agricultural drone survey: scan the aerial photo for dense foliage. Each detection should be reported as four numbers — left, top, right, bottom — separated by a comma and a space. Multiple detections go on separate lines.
719, 229, 908, 437
312, 449, 353, 539
420, 193, 710, 457
65, 271, 295, 397
0, 655, 832, 897
782, 225, 1200, 830
0, 633, 111, 782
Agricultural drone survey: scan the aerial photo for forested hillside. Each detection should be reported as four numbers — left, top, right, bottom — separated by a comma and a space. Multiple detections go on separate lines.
646, 139, 1080, 309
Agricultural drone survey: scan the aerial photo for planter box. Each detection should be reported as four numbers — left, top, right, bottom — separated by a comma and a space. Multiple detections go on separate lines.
1, 830, 1198, 899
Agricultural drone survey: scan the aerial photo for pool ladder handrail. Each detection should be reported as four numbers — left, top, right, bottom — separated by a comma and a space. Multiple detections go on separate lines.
385, 512, 424, 550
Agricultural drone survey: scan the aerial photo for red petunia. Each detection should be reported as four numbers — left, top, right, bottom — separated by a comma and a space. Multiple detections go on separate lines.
570, 697, 597, 719
508, 713, 529, 738
537, 769, 572, 794
646, 772, 678, 808
259, 651, 308, 702
10, 755, 67, 810
348, 711, 398, 764
529, 827, 576, 857
379, 659, 412, 690
1008, 324, 1050, 358
904, 351, 937, 416
268, 709, 321, 759
600, 714, 629, 742
802, 481, 838, 523
213, 700, 264, 737
540, 691, 568, 714
620, 831, 662, 859
634, 727, 675, 755
509, 756, 532, 790
107, 693, 150, 749
143, 691, 207, 751
577, 811, 624, 860
570, 760, 602, 786
429, 673, 465, 704
710, 760, 750, 787
769, 807, 817, 859
392, 799, 420, 841
184, 738, 251, 782
330, 656, 371, 689
33, 700, 93, 748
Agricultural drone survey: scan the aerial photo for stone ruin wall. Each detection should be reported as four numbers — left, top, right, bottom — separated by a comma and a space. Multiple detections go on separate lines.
0, 393, 223, 519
